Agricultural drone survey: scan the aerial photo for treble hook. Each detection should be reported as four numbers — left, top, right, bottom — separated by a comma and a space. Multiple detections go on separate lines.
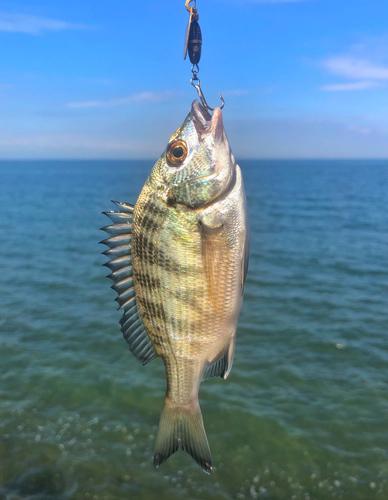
190, 75, 225, 112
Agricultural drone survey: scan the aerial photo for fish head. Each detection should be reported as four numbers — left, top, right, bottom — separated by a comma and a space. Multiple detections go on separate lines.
150, 100, 236, 209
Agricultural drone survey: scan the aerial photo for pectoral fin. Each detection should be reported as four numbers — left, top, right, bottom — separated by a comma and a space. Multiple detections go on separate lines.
199, 216, 231, 309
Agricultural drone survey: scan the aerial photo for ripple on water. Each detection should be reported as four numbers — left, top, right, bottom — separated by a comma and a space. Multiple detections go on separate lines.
1, 160, 388, 498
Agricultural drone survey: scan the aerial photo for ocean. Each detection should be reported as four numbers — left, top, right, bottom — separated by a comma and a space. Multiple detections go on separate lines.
0, 159, 387, 500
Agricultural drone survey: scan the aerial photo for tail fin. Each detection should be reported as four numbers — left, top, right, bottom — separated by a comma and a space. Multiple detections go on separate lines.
153, 398, 212, 474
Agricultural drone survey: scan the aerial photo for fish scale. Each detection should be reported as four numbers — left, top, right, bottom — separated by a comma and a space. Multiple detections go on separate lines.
134, 197, 170, 352
102, 100, 248, 474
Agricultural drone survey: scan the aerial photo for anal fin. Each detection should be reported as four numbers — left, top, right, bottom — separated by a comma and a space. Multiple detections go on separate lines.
203, 337, 235, 381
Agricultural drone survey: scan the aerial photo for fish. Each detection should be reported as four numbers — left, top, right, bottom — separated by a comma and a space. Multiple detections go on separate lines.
101, 100, 249, 474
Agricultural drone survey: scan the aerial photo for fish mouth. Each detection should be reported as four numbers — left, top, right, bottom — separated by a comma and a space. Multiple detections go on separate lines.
191, 100, 224, 142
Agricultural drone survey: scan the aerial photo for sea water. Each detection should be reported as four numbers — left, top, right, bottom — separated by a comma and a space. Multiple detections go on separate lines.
0, 159, 387, 499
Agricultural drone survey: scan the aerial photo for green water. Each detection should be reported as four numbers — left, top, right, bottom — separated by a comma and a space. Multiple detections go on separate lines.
1, 160, 388, 499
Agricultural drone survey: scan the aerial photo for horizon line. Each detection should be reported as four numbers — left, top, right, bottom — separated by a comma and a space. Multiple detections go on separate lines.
0, 157, 388, 161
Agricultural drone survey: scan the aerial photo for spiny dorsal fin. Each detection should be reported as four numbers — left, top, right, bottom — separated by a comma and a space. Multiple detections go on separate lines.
101, 200, 157, 365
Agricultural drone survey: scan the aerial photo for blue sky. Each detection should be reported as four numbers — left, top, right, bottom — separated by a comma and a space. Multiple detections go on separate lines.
1, 0, 388, 159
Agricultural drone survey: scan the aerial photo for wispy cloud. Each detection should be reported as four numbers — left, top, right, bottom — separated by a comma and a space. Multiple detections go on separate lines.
0, 12, 88, 35
67, 91, 175, 109
323, 56, 388, 80
320, 81, 383, 92
0, 135, 149, 151
348, 125, 372, 135
320, 48, 388, 91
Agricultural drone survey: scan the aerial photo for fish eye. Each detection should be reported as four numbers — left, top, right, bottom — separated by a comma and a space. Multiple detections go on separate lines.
167, 140, 188, 166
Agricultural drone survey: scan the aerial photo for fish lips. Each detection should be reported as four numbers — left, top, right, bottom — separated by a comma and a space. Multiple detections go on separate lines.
191, 100, 224, 143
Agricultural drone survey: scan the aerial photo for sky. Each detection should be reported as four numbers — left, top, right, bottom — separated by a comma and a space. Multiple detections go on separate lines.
1, 0, 388, 159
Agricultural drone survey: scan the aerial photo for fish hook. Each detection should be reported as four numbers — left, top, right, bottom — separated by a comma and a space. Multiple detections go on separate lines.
190, 75, 225, 112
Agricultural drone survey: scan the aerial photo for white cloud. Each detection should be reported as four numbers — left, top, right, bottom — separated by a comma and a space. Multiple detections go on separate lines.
67, 91, 175, 109
320, 81, 383, 92
320, 47, 388, 91
323, 56, 388, 80
0, 12, 88, 35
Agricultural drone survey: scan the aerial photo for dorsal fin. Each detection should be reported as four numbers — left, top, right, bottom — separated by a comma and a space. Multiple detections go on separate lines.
101, 200, 157, 365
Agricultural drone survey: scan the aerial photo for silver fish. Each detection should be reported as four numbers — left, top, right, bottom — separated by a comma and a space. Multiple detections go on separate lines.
101, 100, 249, 474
